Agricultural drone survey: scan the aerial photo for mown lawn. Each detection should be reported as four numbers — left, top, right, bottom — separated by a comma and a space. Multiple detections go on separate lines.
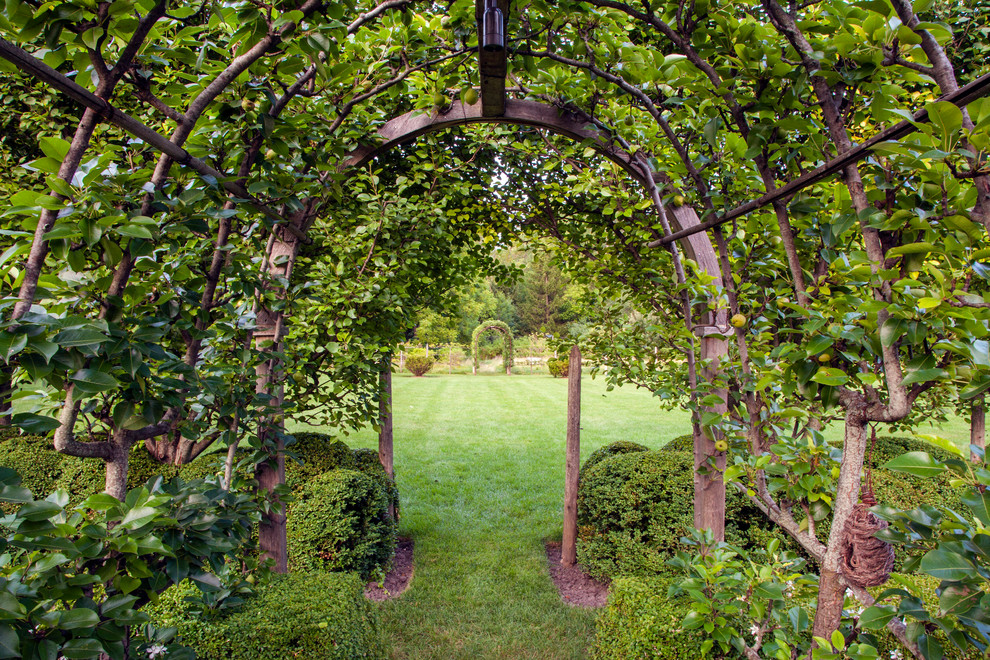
292, 372, 689, 659
289, 372, 971, 659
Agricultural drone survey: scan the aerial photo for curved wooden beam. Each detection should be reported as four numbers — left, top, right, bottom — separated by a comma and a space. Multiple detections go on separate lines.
343, 99, 725, 291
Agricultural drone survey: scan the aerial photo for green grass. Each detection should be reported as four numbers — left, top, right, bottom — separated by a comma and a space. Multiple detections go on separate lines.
290, 373, 689, 660
287, 373, 972, 659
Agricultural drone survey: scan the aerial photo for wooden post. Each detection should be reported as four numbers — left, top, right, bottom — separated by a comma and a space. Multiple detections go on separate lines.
379, 356, 395, 520
562, 345, 581, 566
254, 214, 307, 574
973, 398, 986, 462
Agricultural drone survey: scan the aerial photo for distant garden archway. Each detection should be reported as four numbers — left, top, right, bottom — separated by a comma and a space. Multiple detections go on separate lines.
471, 320, 514, 375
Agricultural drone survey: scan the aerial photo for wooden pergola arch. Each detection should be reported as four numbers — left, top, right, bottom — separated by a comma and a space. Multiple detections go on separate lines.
342, 97, 732, 537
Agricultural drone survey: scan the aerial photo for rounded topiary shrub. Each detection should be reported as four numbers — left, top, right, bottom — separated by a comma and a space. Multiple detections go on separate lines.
284, 432, 356, 491
405, 351, 434, 376
151, 572, 387, 660
548, 358, 569, 378
352, 448, 399, 519
287, 469, 396, 580
593, 576, 714, 660
579, 441, 649, 483
662, 433, 694, 453
577, 449, 789, 580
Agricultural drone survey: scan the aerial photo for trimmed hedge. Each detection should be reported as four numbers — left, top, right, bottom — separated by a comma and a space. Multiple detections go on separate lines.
285, 432, 356, 491
593, 576, 715, 660
661, 433, 694, 453
579, 440, 649, 483
0, 432, 182, 503
353, 447, 400, 519
151, 572, 387, 659
578, 449, 787, 580
287, 469, 396, 580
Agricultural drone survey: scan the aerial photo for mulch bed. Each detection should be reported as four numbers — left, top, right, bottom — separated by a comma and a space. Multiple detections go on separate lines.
365, 537, 414, 601
545, 541, 609, 608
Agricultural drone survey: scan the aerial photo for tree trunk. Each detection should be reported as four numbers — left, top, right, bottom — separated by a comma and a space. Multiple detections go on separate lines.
253, 215, 305, 573
562, 345, 581, 566
695, 332, 728, 539
105, 439, 131, 501
812, 409, 869, 641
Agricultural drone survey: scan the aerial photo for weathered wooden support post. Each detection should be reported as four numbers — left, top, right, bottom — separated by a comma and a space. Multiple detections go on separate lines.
379, 355, 395, 519
255, 212, 308, 574
973, 398, 986, 462
562, 345, 581, 566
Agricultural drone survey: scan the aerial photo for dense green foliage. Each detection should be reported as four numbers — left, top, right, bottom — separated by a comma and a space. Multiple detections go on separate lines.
0, 432, 181, 502
578, 440, 648, 482
151, 572, 387, 660
577, 448, 784, 580
547, 357, 569, 379
286, 469, 396, 580
2, 0, 990, 653
352, 447, 400, 519
593, 576, 717, 660
0, 468, 261, 660
404, 350, 436, 377
284, 432, 356, 491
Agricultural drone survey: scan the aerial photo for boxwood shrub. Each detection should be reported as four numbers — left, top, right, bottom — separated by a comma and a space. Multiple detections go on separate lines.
0, 432, 181, 503
581, 435, 964, 580
405, 351, 434, 376
150, 572, 387, 659
579, 440, 649, 483
593, 576, 717, 659
353, 447, 400, 519
287, 469, 396, 580
548, 358, 569, 378
578, 449, 788, 580
284, 432, 356, 491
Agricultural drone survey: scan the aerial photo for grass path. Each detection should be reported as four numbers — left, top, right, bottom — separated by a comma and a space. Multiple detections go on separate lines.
290, 373, 971, 658
295, 373, 690, 659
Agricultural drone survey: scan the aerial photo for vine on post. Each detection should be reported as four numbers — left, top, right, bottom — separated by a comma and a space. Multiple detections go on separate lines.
471, 320, 514, 375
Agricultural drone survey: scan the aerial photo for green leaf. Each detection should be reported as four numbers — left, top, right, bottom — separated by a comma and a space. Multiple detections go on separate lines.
0, 624, 19, 659
58, 608, 100, 630
11, 413, 59, 434
0, 333, 27, 363
939, 584, 982, 615
857, 605, 895, 629
920, 548, 977, 581
52, 327, 107, 347
926, 101, 963, 150
830, 629, 845, 651
80, 493, 120, 511
811, 367, 848, 387
59, 637, 106, 658
70, 369, 119, 396
39, 136, 70, 161
119, 505, 158, 529
116, 224, 154, 240
961, 489, 990, 525
882, 451, 946, 478
916, 633, 943, 660
0, 592, 26, 619
17, 500, 61, 521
